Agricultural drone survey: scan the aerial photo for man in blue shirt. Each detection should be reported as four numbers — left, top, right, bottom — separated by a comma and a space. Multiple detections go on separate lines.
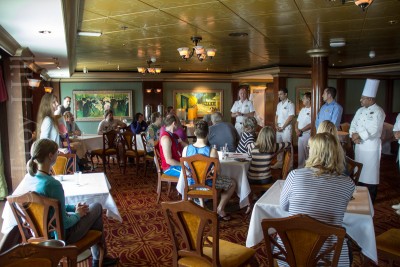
315, 87, 343, 129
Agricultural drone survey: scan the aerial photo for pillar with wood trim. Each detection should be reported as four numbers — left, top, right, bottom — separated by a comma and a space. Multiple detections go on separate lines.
307, 48, 329, 136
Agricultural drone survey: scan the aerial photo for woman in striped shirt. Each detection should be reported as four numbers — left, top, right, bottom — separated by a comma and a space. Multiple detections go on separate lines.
236, 117, 258, 156
247, 126, 291, 185
280, 132, 355, 266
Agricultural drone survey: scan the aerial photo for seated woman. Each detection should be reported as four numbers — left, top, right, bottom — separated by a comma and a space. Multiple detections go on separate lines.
182, 120, 236, 221
236, 117, 258, 156
27, 139, 118, 267
129, 112, 148, 134
145, 112, 162, 156
280, 133, 355, 266
160, 114, 188, 144
247, 126, 291, 185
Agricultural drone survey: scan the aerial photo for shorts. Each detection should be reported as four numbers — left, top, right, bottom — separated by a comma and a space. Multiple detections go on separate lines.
163, 166, 182, 177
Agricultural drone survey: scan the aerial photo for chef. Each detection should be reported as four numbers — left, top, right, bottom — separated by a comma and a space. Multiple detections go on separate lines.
349, 79, 385, 203
231, 87, 255, 136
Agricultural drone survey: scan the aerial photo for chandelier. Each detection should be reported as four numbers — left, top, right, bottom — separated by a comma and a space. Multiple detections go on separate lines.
177, 36, 216, 62
137, 57, 162, 74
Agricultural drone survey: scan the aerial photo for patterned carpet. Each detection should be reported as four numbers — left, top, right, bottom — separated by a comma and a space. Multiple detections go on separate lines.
97, 153, 400, 267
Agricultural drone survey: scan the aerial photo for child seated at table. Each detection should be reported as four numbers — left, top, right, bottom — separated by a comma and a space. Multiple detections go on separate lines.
27, 139, 118, 267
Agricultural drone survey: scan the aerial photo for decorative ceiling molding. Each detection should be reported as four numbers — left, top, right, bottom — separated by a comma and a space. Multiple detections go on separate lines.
0, 25, 20, 56
340, 63, 400, 75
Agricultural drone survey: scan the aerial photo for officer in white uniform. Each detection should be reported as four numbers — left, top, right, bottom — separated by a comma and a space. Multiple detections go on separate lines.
231, 87, 255, 136
272, 88, 295, 169
350, 79, 385, 203
394, 114, 400, 170
295, 92, 311, 168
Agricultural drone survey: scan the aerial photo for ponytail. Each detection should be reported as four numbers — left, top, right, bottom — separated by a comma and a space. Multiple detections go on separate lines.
27, 158, 38, 176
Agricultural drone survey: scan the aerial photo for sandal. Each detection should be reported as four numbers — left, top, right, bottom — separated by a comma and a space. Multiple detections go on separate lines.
218, 214, 231, 221
245, 205, 252, 215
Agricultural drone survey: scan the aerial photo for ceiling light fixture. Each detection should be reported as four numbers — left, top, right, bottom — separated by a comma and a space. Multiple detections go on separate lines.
78, 31, 102, 37
330, 38, 346, 48
354, 0, 373, 11
27, 78, 41, 88
137, 57, 162, 74
177, 36, 216, 62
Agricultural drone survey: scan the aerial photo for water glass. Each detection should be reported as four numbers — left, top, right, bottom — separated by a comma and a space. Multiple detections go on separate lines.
75, 171, 82, 185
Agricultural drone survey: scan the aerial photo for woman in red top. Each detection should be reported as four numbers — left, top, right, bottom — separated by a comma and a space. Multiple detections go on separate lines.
159, 115, 186, 177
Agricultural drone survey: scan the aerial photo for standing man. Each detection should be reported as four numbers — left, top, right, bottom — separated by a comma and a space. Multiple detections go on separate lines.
349, 79, 385, 203
272, 88, 294, 169
231, 87, 255, 136
315, 87, 343, 129
60, 96, 71, 115
295, 92, 312, 168
394, 113, 400, 171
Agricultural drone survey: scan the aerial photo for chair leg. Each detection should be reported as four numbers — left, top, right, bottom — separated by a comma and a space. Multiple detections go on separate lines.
136, 156, 139, 176
102, 155, 107, 173
123, 156, 127, 174
167, 182, 172, 196
144, 160, 148, 178
156, 179, 162, 203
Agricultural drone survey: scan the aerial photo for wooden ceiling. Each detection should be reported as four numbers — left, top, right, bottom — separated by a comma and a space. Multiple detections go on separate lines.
76, 0, 400, 74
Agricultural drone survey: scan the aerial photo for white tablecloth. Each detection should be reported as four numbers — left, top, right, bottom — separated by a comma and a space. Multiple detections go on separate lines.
177, 152, 251, 209
246, 180, 377, 263
1, 172, 122, 235
78, 134, 103, 151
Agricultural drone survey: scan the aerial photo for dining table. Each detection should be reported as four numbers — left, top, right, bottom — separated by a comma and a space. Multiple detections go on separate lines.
1, 172, 122, 235
246, 180, 377, 263
176, 151, 251, 209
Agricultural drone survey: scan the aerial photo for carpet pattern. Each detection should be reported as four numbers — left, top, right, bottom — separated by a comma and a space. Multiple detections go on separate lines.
97, 154, 400, 266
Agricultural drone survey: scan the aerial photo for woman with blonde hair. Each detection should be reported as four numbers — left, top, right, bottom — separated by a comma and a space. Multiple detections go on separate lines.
27, 139, 117, 267
236, 117, 258, 156
36, 93, 61, 146
317, 120, 340, 143
247, 126, 291, 185
280, 133, 355, 266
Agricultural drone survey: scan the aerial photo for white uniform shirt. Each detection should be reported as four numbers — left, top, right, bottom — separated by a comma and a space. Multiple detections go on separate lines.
297, 107, 311, 134
276, 99, 295, 127
349, 104, 385, 147
394, 114, 400, 145
349, 103, 385, 184
231, 99, 255, 124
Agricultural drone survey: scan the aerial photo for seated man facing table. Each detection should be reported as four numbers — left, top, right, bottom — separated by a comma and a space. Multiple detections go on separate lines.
97, 109, 127, 134
159, 114, 187, 177
64, 111, 81, 137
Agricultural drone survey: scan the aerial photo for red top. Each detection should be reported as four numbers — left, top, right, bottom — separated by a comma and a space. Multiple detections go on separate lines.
159, 130, 183, 171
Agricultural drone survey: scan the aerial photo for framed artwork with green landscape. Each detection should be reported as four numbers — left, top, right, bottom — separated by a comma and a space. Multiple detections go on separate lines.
72, 90, 132, 121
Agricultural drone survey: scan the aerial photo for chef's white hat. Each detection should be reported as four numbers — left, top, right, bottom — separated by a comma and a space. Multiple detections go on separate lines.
362, 79, 380, 98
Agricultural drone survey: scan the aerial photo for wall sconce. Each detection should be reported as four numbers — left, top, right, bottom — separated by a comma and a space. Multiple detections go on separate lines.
27, 78, 41, 88
145, 88, 162, 94
44, 87, 53, 93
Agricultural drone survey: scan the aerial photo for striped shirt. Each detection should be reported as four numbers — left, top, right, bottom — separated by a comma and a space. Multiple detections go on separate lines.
236, 132, 255, 155
280, 168, 355, 266
247, 142, 291, 182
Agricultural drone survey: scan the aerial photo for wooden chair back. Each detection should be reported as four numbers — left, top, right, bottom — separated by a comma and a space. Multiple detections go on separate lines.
153, 142, 163, 175
121, 130, 136, 153
281, 148, 292, 179
7, 191, 104, 264
161, 200, 219, 267
0, 243, 78, 267
51, 153, 76, 175
7, 191, 65, 242
346, 156, 363, 185
180, 154, 219, 212
103, 130, 119, 151
140, 132, 147, 152
261, 214, 346, 267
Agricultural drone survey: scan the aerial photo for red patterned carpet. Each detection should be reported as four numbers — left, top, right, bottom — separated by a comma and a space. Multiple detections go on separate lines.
97, 153, 400, 266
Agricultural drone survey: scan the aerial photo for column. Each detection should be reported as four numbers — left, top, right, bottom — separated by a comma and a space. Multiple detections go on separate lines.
307, 48, 329, 135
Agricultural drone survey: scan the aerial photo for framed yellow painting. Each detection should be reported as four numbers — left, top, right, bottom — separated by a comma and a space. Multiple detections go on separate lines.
173, 89, 223, 118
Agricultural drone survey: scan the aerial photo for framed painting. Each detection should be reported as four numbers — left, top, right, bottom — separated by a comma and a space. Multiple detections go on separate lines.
173, 89, 223, 118
72, 90, 132, 121
296, 87, 311, 115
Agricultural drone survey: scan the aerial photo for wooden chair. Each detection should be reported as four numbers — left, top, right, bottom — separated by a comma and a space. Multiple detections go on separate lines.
161, 200, 255, 267
0, 242, 78, 267
7, 191, 104, 267
154, 142, 179, 203
51, 153, 76, 175
90, 131, 120, 173
180, 154, 219, 212
376, 228, 400, 267
345, 156, 363, 185
120, 130, 146, 175
250, 148, 292, 196
140, 131, 156, 177
261, 214, 346, 267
